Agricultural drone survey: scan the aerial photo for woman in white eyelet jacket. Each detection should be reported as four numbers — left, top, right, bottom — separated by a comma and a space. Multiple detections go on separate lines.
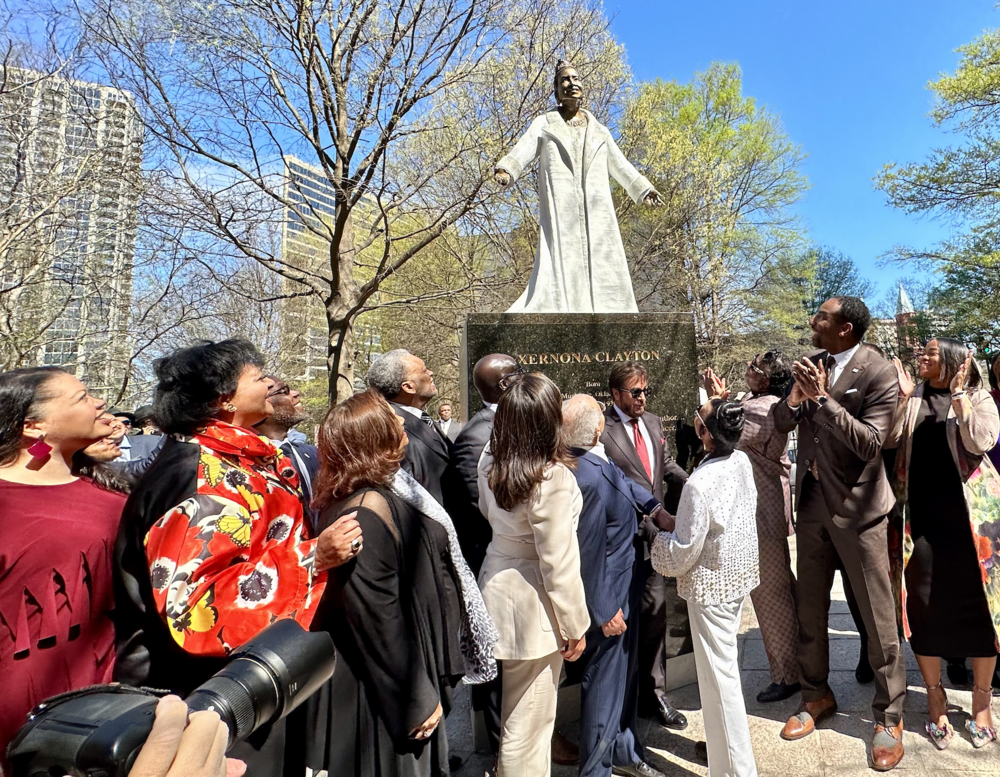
477, 373, 590, 777
651, 398, 760, 777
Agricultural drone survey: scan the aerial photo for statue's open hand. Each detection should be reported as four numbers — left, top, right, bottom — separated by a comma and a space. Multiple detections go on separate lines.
494, 169, 511, 188
643, 190, 663, 207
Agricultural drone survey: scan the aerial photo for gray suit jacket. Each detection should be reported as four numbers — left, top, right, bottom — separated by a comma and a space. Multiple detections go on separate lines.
438, 419, 463, 442
600, 407, 688, 513
773, 346, 898, 528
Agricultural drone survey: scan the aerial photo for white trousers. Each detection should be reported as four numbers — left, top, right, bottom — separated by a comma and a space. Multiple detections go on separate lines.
498, 652, 563, 777
689, 597, 759, 777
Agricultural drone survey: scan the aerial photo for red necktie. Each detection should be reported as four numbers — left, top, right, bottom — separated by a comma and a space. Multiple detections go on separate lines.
631, 419, 653, 481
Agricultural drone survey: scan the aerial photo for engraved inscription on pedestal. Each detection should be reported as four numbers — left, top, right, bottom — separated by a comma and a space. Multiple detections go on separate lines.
463, 313, 698, 452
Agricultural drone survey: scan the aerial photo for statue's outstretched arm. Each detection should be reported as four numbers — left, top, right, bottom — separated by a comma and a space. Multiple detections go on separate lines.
607, 135, 659, 205
495, 116, 547, 185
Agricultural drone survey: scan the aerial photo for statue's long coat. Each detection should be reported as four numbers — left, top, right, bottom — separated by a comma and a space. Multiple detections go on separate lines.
497, 110, 654, 313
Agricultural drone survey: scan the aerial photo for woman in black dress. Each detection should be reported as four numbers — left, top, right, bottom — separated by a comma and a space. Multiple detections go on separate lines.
890, 338, 1000, 749
303, 389, 497, 777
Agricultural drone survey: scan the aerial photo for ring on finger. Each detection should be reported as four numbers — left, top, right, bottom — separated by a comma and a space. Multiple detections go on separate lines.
351, 538, 362, 553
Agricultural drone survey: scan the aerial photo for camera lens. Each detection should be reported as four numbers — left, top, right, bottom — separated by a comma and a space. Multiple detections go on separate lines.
185, 620, 335, 746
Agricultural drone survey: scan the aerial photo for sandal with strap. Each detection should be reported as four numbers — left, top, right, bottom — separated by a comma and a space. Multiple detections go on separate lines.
924, 681, 954, 750
967, 684, 998, 749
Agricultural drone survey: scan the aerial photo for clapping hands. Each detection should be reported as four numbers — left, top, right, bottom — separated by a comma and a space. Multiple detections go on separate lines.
701, 368, 730, 400
791, 356, 829, 403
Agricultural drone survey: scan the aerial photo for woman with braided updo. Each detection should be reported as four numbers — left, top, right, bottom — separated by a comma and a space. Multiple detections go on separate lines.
650, 399, 760, 777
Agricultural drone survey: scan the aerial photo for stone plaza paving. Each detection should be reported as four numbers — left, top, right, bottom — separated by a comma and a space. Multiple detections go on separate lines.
449, 540, 1000, 777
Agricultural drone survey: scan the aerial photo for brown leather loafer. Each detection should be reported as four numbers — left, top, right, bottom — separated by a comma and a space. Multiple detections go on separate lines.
870, 721, 904, 771
552, 730, 580, 765
780, 694, 838, 741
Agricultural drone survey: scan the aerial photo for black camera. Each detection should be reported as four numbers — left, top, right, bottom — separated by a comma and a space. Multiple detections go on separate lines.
7, 619, 335, 777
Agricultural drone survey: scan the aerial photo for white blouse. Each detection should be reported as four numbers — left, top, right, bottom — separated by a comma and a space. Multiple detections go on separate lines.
652, 450, 760, 605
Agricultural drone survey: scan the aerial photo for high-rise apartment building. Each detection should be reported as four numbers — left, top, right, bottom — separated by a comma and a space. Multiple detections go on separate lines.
0, 68, 142, 396
278, 156, 338, 381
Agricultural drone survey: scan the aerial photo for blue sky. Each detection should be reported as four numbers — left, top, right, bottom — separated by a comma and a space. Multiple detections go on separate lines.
610, 0, 997, 302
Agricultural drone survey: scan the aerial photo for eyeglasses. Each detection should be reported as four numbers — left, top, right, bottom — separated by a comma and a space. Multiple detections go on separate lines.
618, 386, 653, 399
118, 418, 132, 426
267, 385, 291, 398
747, 360, 765, 376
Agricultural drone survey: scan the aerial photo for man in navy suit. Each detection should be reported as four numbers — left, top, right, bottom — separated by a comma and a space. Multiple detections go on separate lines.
564, 394, 667, 777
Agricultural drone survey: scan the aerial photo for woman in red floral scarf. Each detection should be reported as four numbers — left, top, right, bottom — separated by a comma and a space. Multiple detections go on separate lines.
114, 339, 359, 774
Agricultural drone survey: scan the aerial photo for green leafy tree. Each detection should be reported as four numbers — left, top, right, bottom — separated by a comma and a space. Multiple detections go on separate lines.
876, 27, 1000, 353
619, 62, 811, 382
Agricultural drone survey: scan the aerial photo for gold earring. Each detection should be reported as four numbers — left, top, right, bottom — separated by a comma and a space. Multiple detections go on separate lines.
224, 402, 237, 413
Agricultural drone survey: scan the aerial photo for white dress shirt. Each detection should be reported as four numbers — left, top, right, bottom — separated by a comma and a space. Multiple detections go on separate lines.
613, 404, 655, 467
439, 418, 453, 436
582, 441, 609, 463
397, 404, 425, 420
828, 342, 861, 388
114, 435, 133, 463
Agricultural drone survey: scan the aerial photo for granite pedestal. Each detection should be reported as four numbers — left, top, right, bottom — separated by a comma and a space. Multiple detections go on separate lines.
462, 313, 699, 449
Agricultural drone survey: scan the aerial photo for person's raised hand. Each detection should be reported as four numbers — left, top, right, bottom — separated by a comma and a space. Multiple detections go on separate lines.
411, 702, 443, 740
951, 352, 973, 395
494, 169, 511, 187
701, 368, 729, 400
792, 357, 828, 403
561, 635, 587, 662
315, 511, 361, 571
602, 609, 627, 637
892, 357, 915, 400
643, 190, 663, 208
128, 696, 246, 777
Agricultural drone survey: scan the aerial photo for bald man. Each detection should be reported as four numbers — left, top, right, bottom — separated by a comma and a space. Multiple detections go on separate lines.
442, 353, 518, 762
447, 353, 518, 575
563, 395, 666, 777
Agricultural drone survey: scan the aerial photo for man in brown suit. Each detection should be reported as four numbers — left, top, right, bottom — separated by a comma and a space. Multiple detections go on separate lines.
600, 361, 689, 731
774, 296, 906, 771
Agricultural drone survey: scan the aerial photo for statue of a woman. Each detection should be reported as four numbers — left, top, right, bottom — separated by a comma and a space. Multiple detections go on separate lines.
495, 60, 661, 313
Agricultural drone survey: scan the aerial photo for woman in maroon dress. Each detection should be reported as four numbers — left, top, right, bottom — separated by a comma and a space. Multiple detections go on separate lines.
0, 367, 125, 771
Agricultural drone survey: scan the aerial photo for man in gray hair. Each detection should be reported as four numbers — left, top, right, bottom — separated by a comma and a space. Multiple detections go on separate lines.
367, 349, 450, 505
563, 394, 669, 777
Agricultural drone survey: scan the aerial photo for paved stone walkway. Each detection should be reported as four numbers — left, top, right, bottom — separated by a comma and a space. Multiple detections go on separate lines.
449, 540, 1000, 776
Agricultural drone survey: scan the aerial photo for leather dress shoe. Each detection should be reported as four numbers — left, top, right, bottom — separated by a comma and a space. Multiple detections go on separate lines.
756, 681, 801, 703
870, 721, 904, 771
612, 761, 666, 777
780, 694, 838, 740
551, 730, 579, 765
654, 695, 688, 730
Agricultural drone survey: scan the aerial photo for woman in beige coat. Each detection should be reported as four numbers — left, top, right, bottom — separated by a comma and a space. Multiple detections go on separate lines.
887, 338, 1000, 750
478, 372, 590, 776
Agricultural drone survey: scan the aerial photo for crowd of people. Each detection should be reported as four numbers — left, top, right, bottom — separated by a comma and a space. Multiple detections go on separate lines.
2, 294, 1000, 777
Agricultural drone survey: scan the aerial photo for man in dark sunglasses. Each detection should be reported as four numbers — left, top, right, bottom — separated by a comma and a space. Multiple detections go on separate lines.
599, 361, 689, 733
255, 376, 318, 528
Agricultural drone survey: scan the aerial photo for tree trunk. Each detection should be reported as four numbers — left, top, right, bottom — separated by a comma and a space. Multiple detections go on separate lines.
326, 204, 359, 405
